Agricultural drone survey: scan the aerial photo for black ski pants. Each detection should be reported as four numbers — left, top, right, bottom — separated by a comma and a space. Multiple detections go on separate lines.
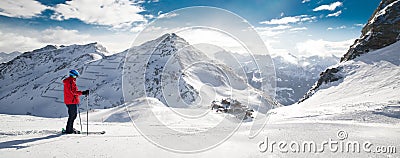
66, 104, 78, 133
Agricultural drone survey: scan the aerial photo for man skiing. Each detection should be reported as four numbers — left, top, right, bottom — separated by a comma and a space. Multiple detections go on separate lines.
63, 69, 89, 134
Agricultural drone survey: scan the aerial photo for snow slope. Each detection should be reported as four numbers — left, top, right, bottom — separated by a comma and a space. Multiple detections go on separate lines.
0, 43, 128, 117
0, 98, 398, 157
0, 41, 398, 157
123, 33, 279, 111
1, 33, 398, 158
271, 41, 400, 123
2, 39, 394, 157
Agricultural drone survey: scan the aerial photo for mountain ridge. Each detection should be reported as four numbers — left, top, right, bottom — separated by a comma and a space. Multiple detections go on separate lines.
300, 0, 400, 102
0, 42, 120, 117
0, 33, 279, 117
0, 51, 22, 63
213, 50, 339, 105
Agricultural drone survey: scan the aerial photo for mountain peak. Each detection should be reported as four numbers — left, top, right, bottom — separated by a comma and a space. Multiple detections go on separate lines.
136, 33, 189, 50
160, 32, 178, 38
300, 0, 400, 103
27, 42, 109, 56
0, 51, 22, 63
32, 45, 58, 53
158, 33, 188, 45
340, 0, 400, 62
86, 42, 109, 55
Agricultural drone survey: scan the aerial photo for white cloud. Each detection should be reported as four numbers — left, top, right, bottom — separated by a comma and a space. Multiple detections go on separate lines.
262, 25, 292, 30
261, 39, 299, 64
90, 33, 136, 54
337, 25, 346, 29
0, 27, 135, 54
157, 12, 178, 19
300, 16, 317, 22
265, 40, 291, 57
0, 31, 43, 52
327, 10, 342, 17
354, 23, 364, 27
255, 25, 307, 37
302, 0, 311, 3
296, 39, 354, 57
129, 23, 146, 33
0, 27, 92, 52
260, 15, 316, 25
255, 25, 292, 37
290, 27, 308, 31
143, 26, 164, 32
313, 1, 343, 11
0, 0, 49, 18
144, 14, 155, 19
51, 0, 146, 29
176, 28, 248, 54
129, 23, 169, 33
327, 25, 347, 30
39, 27, 91, 44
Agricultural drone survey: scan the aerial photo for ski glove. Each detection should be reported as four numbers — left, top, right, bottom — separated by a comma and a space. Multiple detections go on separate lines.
82, 90, 89, 95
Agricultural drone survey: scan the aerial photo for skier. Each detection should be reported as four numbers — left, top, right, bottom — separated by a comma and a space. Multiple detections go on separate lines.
62, 70, 89, 134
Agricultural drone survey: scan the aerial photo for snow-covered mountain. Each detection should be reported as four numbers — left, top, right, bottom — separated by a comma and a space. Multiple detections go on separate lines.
0, 51, 21, 63
273, 55, 339, 105
274, 0, 400, 123
0, 43, 125, 117
124, 33, 205, 107
273, 40, 400, 122
0, 33, 279, 117
341, 0, 400, 62
300, 0, 400, 102
123, 33, 279, 111
214, 51, 339, 105
0, 1, 399, 157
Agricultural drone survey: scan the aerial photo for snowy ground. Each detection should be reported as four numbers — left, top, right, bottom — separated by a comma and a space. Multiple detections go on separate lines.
0, 101, 399, 158
1, 41, 399, 158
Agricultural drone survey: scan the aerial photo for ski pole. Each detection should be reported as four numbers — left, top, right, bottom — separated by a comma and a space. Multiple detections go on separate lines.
86, 92, 89, 136
78, 105, 83, 133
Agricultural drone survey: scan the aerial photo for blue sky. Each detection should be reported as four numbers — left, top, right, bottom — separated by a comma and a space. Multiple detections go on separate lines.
0, 0, 381, 57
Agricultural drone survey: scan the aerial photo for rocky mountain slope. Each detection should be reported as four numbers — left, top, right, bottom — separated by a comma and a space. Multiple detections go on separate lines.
0, 43, 125, 117
341, 0, 400, 62
273, 40, 400, 124
0, 33, 279, 117
300, 0, 400, 102
0, 51, 21, 63
123, 33, 278, 111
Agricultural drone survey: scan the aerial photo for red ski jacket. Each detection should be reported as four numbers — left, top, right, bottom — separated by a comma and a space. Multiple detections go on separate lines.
63, 76, 83, 105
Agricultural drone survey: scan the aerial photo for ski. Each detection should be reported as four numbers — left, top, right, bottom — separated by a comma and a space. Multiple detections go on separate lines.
61, 128, 79, 134
81, 131, 106, 135
61, 131, 105, 135
62, 128, 105, 135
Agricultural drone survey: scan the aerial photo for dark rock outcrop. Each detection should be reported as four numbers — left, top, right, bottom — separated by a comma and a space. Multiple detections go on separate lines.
299, 0, 400, 103
341, 0, 400, 62
298, 67, 342, 102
